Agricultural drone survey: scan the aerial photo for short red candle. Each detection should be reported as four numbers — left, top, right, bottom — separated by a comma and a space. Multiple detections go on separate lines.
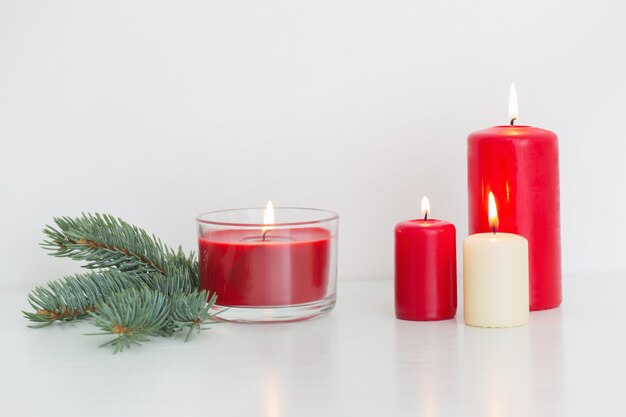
199, 227, 330, 306
395, 219, 457, 321
467, 125, 561, 310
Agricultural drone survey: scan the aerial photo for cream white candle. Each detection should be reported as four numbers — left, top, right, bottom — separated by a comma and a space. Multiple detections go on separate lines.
463, 192, 529, 328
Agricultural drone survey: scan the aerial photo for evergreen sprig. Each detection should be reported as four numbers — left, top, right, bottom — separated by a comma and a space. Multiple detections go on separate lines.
169, 291, 220, 341
24, 213, 221, 353
41, 213, 197, 283
23, 266, 199, 327
23, 270, 152, 327
89, 289, 220, 353
88, 288, 172, 353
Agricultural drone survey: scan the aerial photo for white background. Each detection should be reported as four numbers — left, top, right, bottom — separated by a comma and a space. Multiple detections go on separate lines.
1, 0, 625, 287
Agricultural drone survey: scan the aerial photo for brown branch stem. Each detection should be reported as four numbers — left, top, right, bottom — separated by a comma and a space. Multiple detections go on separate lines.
75, 238, 165, 274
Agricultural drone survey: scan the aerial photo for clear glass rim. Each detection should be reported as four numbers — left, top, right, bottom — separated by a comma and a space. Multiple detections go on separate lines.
196, 207, 339, 227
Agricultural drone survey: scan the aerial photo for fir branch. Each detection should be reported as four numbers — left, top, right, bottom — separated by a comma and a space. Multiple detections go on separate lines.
23, 266, 200, 327
41, 213, 195, 279
25, 212, 220, 353
88, 288, 220, 352
149, 265, 198, 296
170, 291, 220, 341
23, 270, 151, 327
88, 288, 171, 354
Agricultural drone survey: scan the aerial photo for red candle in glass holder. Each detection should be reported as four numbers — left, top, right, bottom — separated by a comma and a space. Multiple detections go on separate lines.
199, 227, 330, 306
467, 84, 561, 311
197, 202, 338, 316
395, 197, 457, 321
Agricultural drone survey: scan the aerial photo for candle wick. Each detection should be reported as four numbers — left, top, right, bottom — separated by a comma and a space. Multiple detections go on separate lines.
424, 212, 428, 221
510, 118, 517, 126
492, 226, 497, 235
262, 229, 270, 242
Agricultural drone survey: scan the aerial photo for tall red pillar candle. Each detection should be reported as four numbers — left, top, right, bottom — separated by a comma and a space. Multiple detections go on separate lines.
395, 197, 457, 320
467, 85, 561, 311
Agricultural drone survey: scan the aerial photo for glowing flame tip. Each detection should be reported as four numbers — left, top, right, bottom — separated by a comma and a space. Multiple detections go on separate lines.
488, 192, 499, 232
508, 82, 518, 124
421, 196, 430, 220
262, 200, 275, 234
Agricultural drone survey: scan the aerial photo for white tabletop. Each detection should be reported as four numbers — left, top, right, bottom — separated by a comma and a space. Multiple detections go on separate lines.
1, 275, 623, 417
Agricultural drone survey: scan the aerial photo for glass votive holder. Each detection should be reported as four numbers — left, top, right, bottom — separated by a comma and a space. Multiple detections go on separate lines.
196, 207, 339, 323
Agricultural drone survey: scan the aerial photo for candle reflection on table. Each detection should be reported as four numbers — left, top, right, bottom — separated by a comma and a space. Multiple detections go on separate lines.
463, 325, 531, 416
392, 304, 564, 416
467, 308, 564, 417
394, 320, 461, 416
264, 370, 282, 417
253, 316, 338, 416
530, 308, 564, 416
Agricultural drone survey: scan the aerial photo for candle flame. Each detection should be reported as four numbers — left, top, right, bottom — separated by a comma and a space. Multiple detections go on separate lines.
421, 196, 430, 220
508, 82, 518, 125
262, 200, 275, 235
488, 192, 499, 233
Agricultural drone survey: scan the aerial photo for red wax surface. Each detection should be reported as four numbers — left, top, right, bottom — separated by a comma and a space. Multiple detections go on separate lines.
395, 219, 457, 321
468, 125, 561, 311
199, 227, 331, 307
